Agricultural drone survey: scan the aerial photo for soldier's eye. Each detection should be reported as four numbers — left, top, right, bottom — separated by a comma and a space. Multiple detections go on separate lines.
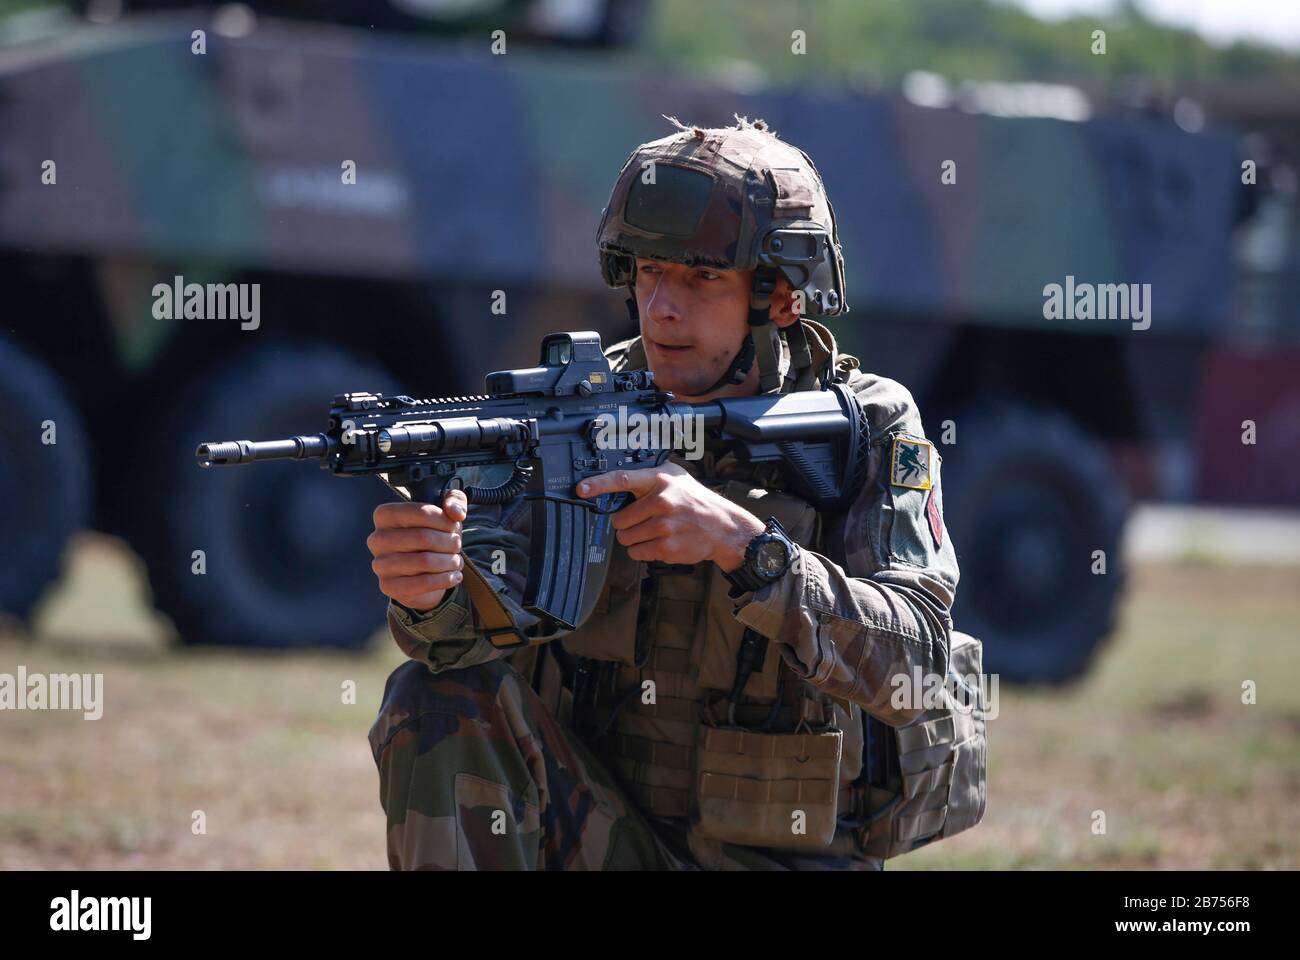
696, 270, 720, 281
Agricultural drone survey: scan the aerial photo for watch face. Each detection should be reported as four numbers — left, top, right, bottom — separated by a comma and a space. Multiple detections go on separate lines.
754, 539, 789, 578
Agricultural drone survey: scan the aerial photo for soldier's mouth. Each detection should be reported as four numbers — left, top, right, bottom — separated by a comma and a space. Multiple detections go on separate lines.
651, 340, 692, 353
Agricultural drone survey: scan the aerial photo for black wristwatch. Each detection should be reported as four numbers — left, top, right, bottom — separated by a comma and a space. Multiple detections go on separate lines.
722, 516, 796, 596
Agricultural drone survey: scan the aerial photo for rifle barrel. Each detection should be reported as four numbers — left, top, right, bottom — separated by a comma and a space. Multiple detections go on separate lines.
196, 435, 332, 466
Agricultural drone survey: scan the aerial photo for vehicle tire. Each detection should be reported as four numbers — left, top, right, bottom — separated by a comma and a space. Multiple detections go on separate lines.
121, 341, 398, 650
939, 401, 1129, 683
0, 337, 92, 622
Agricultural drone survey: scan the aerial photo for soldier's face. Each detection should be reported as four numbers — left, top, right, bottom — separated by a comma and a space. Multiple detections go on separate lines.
634, 258, 796, 401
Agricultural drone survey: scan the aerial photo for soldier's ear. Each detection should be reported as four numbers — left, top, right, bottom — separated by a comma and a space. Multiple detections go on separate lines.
770, 278, 801, 328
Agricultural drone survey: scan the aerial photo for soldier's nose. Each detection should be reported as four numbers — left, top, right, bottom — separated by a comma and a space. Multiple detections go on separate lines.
643, 277, 681, 324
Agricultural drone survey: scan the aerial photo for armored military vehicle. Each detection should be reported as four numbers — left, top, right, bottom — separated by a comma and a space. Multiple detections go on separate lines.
2, 2, 1293, 681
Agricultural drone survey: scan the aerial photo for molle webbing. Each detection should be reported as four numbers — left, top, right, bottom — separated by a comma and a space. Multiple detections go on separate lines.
562, 474, 833, 824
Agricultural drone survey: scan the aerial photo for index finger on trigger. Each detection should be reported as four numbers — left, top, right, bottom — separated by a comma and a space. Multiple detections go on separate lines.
576, 467, 657, 499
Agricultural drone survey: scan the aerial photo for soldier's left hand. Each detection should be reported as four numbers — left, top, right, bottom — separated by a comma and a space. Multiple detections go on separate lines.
577, 462, 765, 571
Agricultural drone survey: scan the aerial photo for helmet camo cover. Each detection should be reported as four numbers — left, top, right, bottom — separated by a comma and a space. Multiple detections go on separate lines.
597, 116, 849, 317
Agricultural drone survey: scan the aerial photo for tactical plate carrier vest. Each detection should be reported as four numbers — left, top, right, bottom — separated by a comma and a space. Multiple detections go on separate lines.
526, 332, 987, 859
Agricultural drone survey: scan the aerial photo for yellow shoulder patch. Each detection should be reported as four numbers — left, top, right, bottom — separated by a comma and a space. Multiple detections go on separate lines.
890, 435, 933, 490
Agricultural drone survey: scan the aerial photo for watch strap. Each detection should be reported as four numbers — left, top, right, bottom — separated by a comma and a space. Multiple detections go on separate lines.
721, 515, 793, 596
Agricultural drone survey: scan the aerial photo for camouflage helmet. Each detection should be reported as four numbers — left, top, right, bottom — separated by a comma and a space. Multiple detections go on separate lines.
596, 115, 849, 393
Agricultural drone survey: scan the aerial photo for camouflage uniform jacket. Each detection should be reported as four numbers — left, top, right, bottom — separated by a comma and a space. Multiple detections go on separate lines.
386, 318, 960, 732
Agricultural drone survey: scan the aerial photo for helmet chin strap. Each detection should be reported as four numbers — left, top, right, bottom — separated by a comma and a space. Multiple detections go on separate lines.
699, 332, 756, 396
728, 267, 784, 395
628, 267, 785, 396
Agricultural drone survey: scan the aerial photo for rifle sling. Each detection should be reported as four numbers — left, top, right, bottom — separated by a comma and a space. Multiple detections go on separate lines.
459, 554, 531, 649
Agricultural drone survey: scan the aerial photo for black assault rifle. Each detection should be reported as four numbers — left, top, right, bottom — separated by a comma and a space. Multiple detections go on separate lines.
196, 331, 870, 648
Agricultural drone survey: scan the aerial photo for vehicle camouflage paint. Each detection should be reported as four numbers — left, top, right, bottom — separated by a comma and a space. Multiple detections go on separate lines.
1, 7, 1295, 680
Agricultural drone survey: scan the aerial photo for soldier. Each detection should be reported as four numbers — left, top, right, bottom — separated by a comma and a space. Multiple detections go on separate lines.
366, 115, 960, 870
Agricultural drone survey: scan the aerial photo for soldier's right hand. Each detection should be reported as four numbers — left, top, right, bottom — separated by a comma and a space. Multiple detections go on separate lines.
368, 489, 468, 614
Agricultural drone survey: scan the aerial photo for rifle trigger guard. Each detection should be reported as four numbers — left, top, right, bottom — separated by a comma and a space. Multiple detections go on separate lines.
607, 491, 634, 514
438, 473, 465, 503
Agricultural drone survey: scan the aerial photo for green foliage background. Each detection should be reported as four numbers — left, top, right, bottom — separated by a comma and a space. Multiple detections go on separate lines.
1, 0, 1298, 87
642, 0, 1300, 88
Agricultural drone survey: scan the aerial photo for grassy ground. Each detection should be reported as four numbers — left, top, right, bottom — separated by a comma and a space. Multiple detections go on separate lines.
896, 561, 1300, 870
1, 532, 1297, 869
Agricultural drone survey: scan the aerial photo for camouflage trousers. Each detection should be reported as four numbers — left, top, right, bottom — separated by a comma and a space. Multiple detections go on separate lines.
368, 658, 885, 871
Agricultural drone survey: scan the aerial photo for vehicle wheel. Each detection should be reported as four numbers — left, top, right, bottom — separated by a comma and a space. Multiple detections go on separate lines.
121, 341, 398, 649
940, 401, 1129, 683
0, 337, 91, 622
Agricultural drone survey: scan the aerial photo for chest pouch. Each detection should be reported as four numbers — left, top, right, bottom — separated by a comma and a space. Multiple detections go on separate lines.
690, 689, 845, 850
